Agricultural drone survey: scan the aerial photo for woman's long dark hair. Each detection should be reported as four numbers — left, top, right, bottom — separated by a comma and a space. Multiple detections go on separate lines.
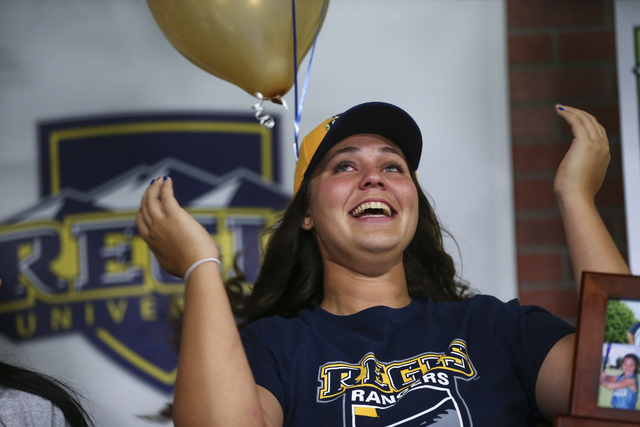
232, 173, 470, 326
0, 361, 94, 427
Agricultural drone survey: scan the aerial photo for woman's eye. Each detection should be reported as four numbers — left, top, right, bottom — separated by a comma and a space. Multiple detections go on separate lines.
334, 161, 355, 173
383, 163, 404, 173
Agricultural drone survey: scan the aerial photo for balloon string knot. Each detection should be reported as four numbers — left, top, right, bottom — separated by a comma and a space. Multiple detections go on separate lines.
252, 93, 275, 129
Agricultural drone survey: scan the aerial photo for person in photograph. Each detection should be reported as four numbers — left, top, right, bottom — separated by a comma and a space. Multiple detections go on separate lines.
627, 321, 640, 345
601, 353, 640, 410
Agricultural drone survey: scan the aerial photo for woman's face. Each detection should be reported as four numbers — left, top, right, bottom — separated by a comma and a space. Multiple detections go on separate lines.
622, 357, 637, 376
302, 134, 419, 268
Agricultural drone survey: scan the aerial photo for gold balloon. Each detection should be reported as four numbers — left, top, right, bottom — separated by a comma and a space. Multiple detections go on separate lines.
147, 0, 329, 100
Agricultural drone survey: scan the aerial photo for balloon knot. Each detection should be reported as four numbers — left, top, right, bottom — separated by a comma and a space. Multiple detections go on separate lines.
252, 93, 275, 129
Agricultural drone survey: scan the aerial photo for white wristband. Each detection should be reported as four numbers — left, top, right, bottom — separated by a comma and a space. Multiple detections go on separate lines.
183, 258, 222, 282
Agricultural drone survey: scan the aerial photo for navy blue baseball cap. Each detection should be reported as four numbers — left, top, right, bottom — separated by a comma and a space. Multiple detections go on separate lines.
294, 102, 423, 193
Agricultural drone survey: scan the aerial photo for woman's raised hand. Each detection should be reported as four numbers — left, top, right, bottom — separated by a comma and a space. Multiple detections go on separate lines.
552, 104, 629, 288
554, 104, 611, 202
136, 177, 219, 279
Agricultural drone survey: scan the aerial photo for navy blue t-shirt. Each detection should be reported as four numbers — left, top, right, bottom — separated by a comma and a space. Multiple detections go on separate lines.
241, 295, 575, 426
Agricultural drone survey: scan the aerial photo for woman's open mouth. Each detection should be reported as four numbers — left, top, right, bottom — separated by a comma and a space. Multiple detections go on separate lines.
350, 201, 395, 218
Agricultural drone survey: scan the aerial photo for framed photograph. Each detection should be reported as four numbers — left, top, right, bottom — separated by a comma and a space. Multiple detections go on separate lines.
569, 272, 640, 423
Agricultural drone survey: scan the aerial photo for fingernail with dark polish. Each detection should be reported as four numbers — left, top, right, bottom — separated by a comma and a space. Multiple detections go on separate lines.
558, 106, 565, 111
150, 179, 155, 185
163, 176, 168, 181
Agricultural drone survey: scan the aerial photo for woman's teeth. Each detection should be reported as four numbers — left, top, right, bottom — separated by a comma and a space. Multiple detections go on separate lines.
351, 201, 392, 218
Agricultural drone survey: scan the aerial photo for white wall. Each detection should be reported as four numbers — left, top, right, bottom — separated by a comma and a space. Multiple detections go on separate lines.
0, 0, 514, 424
615, 0, 640, 274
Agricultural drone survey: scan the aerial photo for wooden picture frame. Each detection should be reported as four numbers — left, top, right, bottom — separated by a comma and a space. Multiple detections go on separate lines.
564, 272, 640, 424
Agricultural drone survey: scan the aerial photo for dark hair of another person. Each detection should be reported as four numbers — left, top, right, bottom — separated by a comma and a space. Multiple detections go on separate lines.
0, 361, 94, 427
230, 173, 470, 327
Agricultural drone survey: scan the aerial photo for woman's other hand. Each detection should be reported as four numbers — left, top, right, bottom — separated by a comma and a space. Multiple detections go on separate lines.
554, 104, 610, 203
136, 177, 219, 278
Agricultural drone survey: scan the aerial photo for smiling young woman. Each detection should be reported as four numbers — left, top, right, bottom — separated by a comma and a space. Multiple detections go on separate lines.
137, 102, 630, 426
302, 135, 419, 285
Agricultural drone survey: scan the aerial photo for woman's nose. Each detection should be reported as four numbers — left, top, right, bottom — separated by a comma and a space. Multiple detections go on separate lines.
359, 166, 385, 189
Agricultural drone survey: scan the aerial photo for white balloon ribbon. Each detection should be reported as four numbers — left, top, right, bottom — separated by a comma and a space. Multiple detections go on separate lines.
252, 92, 275, 129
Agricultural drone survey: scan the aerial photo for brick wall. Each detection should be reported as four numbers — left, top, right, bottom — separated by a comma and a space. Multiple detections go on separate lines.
507, 0, 626, 323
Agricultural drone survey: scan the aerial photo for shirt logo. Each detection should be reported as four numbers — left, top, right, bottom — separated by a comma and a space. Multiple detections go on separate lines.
317, 340, 476, 426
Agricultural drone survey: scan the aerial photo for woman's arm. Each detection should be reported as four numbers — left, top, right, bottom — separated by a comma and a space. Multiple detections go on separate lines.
601, 376, 637, 391
535, 333, 575, 420
536, 105, 631, 420
553, 104, 630, 292
137, 177, 283, 427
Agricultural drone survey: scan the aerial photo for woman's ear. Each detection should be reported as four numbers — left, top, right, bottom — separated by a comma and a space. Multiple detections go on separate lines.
301, 211, 313, 230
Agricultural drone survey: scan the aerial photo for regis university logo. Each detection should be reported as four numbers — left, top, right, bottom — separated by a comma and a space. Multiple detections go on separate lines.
0, 112, 289, 392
